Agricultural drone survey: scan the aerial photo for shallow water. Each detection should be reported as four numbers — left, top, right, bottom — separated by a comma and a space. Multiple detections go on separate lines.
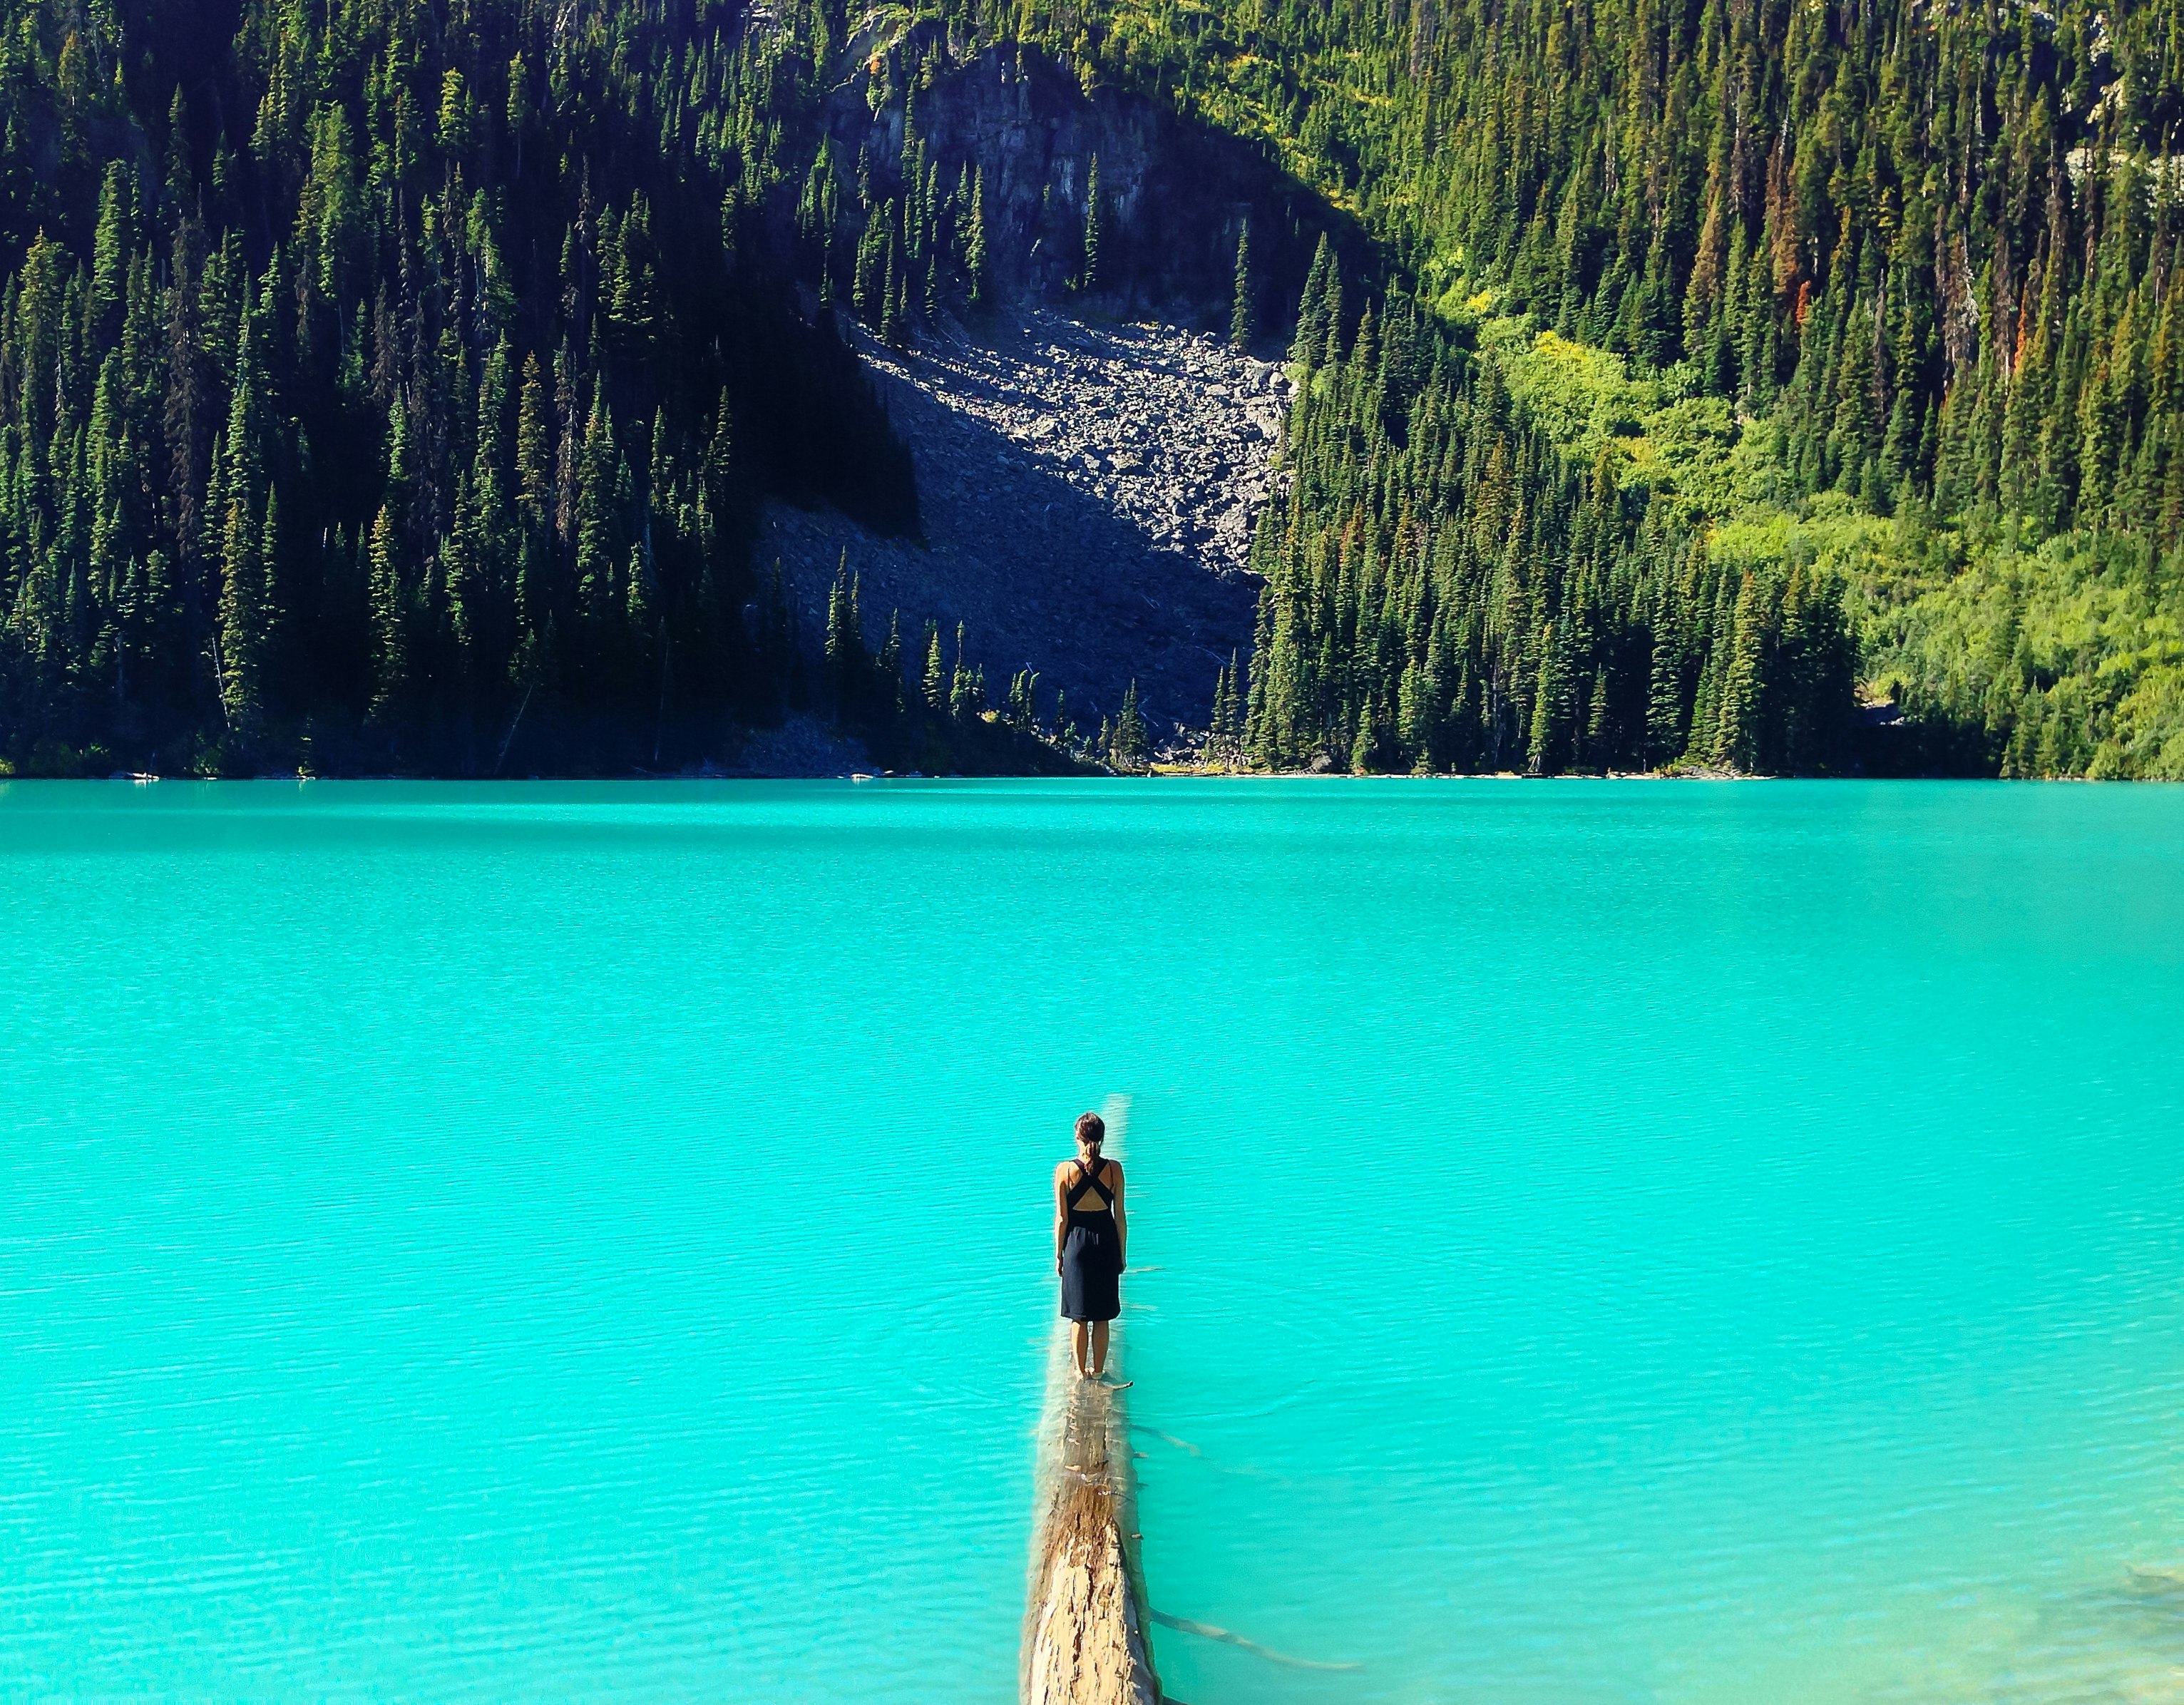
4, 778, 2183, 1701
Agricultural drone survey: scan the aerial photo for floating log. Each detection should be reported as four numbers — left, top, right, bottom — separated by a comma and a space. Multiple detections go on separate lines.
1022, 1336, 1161, 1705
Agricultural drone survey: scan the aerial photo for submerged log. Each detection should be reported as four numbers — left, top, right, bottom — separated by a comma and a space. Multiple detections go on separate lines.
1022, 1342, 1160, 1705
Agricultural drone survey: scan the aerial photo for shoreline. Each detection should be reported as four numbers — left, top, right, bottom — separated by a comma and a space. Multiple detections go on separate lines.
4, 766, 2151, 786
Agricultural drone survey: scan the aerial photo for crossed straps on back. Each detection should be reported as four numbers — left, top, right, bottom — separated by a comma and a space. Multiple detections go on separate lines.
1066, 1156, 1113, 1212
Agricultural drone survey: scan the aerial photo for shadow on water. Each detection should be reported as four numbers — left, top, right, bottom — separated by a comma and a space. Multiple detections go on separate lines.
1144, 1609, 1363, 1676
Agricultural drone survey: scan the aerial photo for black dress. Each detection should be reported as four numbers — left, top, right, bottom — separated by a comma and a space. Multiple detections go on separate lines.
1060, 1158, 1122, 1323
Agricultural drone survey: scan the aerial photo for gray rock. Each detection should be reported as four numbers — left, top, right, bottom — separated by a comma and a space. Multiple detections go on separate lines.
761, 306, 1288, 735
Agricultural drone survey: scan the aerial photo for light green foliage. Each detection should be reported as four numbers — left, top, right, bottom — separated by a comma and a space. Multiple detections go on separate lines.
1865, 532, 2184, 778
978, 0, 2184, 774
1243, 290, 1857, 775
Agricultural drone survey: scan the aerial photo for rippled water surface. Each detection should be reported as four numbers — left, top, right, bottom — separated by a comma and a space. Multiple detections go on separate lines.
5, 779, 2183, 1701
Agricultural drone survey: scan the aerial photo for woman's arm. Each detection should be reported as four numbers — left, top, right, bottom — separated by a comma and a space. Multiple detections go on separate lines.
1111, 1163, 1126, 1269
1055, 1167, 1069, 1274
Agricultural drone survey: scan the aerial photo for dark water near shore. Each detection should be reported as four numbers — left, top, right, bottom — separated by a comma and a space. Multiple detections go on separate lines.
4, 779, 2182, 1701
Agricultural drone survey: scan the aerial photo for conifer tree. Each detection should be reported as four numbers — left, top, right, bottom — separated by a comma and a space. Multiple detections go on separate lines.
1080, 155, 1102, 294
1229, 218, 1252, 352
922, 623, 946, 712
948, 622, 975, 717
368, 505, 406, 724
878, 610, 904, 715
1112, 677, 1147, 767
825, 554, 863, 715
881, 226, 907, 348
964, 167, 989, 308
1291, 236, 1333, 370
1715, 573, 1770, 772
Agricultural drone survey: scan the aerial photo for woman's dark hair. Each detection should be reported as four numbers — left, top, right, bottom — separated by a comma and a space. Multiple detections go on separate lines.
1075, 1111, 1106, 1147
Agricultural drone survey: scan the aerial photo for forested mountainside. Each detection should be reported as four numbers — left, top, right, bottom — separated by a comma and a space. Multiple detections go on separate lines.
0, 0, 1340, 776
0, 0, 923, 774
1, 0, 2181, 775
1034, 0, 2184, 775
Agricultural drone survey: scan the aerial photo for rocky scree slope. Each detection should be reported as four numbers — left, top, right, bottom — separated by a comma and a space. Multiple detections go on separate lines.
764, 307, 1291, 737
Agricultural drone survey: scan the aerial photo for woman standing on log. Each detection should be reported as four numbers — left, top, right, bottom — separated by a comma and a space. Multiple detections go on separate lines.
1055, 1111, 1127, 1382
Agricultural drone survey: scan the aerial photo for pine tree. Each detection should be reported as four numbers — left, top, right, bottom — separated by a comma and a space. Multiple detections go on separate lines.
965, 166, 990, 308
1291, 235, 1333, 369
1080, 155, 1102, 294
878, 610, 904, 715
825, 553, 862, 715
368, 505, 406, 725
1525, 629, 1559, 775
922, 623, 946, 712
1646, 621, 1684, 767
1112, 677, 1147, 767
1714, 573, 1769, 771
881, 225, 907, 349
948, 622, 976, 717
163, 86, 193, 210
506, 53, 533, 179
1230, 217, 1253, 352
90, 163, 131, 339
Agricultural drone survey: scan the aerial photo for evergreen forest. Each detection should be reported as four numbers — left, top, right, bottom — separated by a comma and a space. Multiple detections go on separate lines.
3, 0, 2183, 776
0, 0, 953, 774
1110, 0, 2184, 775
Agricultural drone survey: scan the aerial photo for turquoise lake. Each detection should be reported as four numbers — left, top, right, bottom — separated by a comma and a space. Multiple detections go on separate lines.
5, 779, 2183, 1701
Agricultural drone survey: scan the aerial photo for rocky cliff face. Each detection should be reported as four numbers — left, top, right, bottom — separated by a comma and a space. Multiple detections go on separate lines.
821, 40, 1371, 330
